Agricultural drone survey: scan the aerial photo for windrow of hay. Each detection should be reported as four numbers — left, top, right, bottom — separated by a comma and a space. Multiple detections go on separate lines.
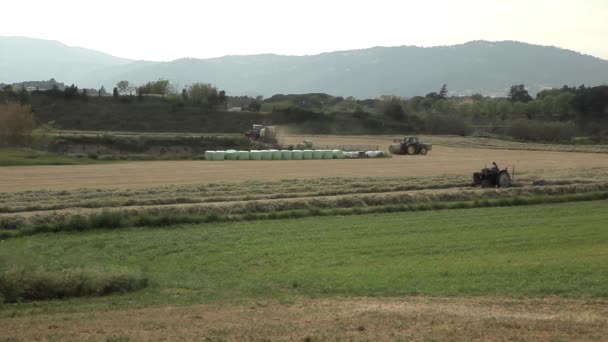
0, 261, 148, 303
0, 175, 472, 214
3, 167, 607, 214
2, 183, 607, 238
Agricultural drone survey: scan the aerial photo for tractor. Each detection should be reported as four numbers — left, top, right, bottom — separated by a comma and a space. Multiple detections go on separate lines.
472, 162, 512, 188
245, 124, 277, 143
389, 136, 432, 155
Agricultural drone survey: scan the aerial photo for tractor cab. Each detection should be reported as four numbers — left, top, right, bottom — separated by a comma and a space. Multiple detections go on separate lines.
405, 136, 418, 144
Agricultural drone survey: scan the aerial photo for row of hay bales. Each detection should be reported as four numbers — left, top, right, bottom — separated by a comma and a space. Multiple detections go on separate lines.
204, 149, 346, 160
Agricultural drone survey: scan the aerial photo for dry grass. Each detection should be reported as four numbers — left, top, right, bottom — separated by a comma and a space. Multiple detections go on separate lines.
284, 134, 608, 153
2, 144, 608, 192
1, 296, 606, 341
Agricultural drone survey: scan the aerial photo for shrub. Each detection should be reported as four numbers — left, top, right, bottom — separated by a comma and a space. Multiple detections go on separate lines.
424, 114, 473, 136
508, 120, 579, 142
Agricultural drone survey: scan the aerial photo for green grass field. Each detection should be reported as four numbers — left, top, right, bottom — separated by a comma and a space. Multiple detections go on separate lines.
0, 148, 113, 166
1, 200, 606, 314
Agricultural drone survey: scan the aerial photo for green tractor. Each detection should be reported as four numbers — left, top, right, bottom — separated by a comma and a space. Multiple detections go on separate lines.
389, 136, 432, 155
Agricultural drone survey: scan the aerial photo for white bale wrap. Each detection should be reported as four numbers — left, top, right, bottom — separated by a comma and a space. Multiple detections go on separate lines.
271, 149, 282, 160
250, 150, 262, 160
332, 149, 345, 159
214, 151, 225, 160
292, 150, 303, 160
261, 150, 272, 160
281, 150, 293, 160
238, 151, 250, 160
302, 150, 313, 160
225, 150, 237, 160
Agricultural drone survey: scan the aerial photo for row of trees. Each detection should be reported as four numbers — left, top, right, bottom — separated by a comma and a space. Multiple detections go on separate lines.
111, 79, 228, 108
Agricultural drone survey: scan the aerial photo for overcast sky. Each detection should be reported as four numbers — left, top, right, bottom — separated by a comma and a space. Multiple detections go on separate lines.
3, 0, 608, 61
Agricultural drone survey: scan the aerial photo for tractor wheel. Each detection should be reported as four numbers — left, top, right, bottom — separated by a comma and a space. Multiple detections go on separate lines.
420, 147, 428, 155
407, 145, 416, 155
497, 171, 512, 188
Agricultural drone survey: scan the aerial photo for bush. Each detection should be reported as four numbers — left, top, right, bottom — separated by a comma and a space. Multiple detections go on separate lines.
424, 114, 473, 136
508, 120, 579, 142
0, 262, 148, 303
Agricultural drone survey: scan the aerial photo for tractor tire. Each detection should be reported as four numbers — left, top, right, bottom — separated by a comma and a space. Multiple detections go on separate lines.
407, 145, 416, 155
497, 171, 512, 188
420, 147, 428, 155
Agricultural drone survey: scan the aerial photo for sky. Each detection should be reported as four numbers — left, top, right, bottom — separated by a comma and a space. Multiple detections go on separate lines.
2, 0, 608, 61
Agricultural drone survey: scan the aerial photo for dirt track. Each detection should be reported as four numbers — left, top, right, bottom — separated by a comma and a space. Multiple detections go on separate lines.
2, 143, 608, 192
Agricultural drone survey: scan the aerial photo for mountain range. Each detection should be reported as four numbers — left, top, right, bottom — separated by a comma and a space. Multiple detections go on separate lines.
2, 36, 608, 97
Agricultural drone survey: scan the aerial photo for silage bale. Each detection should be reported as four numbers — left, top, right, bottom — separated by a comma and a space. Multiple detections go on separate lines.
238, 151, 250, 160
303, 150, 313, 159
281, 150, 293, 160
271, 149, 282, 160
312, 150, 323, 159
204, 151, 215, 160
322, 150, 333, 159
225, 150, 237, 160
261, 150, 272, 160
214, 150, 225, 160
332, 149, 344, 159
292, 150, 303, 160
250, 150, 262, 160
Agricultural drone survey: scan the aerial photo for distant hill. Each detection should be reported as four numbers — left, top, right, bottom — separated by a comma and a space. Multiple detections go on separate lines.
2, 37, 608, 97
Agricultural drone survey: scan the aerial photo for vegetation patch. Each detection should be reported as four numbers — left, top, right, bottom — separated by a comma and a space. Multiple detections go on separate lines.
0, 261, 148, 303
0, 201, 606, 311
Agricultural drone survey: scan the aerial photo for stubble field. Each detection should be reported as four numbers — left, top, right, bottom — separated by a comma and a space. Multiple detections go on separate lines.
2, 135, 608, 192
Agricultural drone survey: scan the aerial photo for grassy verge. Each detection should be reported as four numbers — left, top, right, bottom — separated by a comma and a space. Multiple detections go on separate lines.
0, 148, 114, 166
0, 201, 606, 313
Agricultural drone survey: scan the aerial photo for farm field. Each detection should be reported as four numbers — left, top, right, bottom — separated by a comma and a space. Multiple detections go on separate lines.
2, 140, 608, 192
2, 134, 608, 341
1, 201, 607, 341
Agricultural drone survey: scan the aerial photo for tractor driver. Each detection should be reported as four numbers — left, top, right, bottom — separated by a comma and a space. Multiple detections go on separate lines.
492, 162, 499, 171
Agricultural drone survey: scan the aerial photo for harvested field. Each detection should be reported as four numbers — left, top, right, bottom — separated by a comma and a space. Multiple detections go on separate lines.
2, 143, 608, 192
284, 134, 608, 153
1, 296, 606, 342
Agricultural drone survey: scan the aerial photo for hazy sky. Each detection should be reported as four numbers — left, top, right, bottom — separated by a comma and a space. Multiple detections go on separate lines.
3, 0, 608, 61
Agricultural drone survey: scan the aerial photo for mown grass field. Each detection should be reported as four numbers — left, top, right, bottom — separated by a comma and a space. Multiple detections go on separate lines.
0, 148, 113, 166
2, 200, 606, 314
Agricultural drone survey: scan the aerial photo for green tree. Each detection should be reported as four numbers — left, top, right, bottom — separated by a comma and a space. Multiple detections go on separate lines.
383, 97, 405, 120
508, 84, 533, 103
181, 88, 189, 101
439, 84, 448, 100
116, 80, 130, 96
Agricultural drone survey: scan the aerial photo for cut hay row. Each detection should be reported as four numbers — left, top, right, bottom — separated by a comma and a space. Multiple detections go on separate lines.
2, 182, 607, 237
3, 167, 605, 214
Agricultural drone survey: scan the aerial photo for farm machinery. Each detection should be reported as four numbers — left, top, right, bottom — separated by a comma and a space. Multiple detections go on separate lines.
245, 124, 277, 143
472, 162, 512, 188
389, 136, 432, 155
